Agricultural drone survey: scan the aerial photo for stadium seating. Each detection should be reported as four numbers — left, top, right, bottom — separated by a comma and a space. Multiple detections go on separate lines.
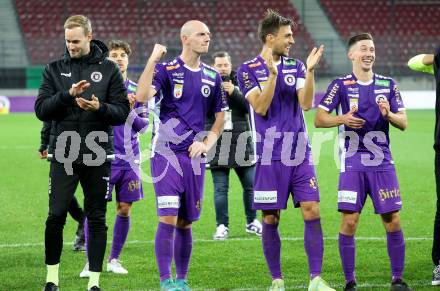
14, 0, 326, 73
319, 0, 440, 74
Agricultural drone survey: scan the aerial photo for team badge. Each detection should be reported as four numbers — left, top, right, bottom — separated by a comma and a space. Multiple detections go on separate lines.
174, 84, 183, 98
375, 94, 387, 104
91, 71, 102, 82
284, 74, 295, 86
201, 85, 211, 97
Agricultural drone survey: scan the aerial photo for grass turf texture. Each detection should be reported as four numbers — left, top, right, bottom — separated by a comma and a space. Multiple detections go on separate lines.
0, 110, 436, 290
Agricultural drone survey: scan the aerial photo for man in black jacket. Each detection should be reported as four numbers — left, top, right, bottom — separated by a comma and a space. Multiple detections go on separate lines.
35, 15, 129, 291
39, 121, 86, 252
206, 51, 262, 240
408, 50, 440, 286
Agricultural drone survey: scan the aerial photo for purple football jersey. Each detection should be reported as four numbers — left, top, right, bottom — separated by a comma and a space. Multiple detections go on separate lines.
112, 79, 151, 170
151, 57, 228, 154
319, 73, 405, 171
237, 56, 310, 162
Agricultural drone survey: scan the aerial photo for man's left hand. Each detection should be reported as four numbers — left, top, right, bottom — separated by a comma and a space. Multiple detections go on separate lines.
76, 94, 100, 111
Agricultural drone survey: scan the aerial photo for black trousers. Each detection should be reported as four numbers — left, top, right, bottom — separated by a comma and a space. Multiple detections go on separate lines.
68, 196, 85, 228
45, 161, 110, 272
433, 152, 440, 265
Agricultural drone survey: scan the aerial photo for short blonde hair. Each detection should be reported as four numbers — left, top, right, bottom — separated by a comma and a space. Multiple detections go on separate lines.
64, 15, 92, 35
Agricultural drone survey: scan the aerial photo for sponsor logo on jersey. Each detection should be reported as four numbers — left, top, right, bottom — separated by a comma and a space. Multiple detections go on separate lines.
61, 72, 71, 77
173, 83, 183, 98
394, 84, 403, 106
255, 69, 266, 75
172, 72, 184, 78
91, 71, 103, 82
347, 87, 359, 93
166, 64, 181, 70
323, 83, 340, 105
350, 98, 358, 109
248, 61, 262, 68
284, 59, 296, 66
201, 84, 211, 97
374, 88, 390, 94
242, 72, 252, 89
203, 68, 216, 79
201, 78, 215, 86
343, 80, 356, 85
375, 79, 390, 87
127, 84, 137, 92
282, 68, 297, 73
259, 81, 267, 90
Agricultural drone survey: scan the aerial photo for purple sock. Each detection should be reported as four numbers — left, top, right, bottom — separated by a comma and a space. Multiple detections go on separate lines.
155, 222, 175, 281
84, 218, 88, 259
339, 233, 356, 283
387, 230, 405, 280
174, 227, 192, 280
109, 215, 130, 261
262, 222, 282, 279
304, 218, 324, 278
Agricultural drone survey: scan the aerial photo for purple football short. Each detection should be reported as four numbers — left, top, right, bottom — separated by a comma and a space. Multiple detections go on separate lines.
253, 160, 320, 210
106, 168, 143, 203
337, 170, 402, 214
151, 153, 205, 222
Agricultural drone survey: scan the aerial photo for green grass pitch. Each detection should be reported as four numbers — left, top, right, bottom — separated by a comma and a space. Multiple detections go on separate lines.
0, 110, 436, 290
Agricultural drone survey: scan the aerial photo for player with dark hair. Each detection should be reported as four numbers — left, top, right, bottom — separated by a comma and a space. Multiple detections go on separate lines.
237, 9, 332, 291
136, 20, 227, 291
315, 33, 411, 291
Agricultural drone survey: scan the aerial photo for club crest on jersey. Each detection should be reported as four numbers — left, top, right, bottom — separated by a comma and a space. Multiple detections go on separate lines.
91, 71, 102, 82
375, 94, 387, 104
174, 83, 183, 98
284, 74, 295, 86
201, 85, 211, 97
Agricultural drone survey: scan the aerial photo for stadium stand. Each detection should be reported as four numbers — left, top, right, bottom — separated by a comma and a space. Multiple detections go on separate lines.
14, 0, 325, 73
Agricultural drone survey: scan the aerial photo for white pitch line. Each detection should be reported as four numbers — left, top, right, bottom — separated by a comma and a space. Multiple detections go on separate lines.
129, 280, 432, 291
0, 236, 432, 249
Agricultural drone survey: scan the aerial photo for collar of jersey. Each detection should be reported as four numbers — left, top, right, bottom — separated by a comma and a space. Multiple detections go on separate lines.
352, 72, 374, 86
177, 57, 201, 72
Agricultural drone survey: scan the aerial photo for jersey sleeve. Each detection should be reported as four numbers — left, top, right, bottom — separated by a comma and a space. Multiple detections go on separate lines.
237, 64, 260, 98
296, 60, 306, 91
319, 79, 341, 112
212, 74, 229, 113
389, 79, 405, 112
151, 63, 168, 93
